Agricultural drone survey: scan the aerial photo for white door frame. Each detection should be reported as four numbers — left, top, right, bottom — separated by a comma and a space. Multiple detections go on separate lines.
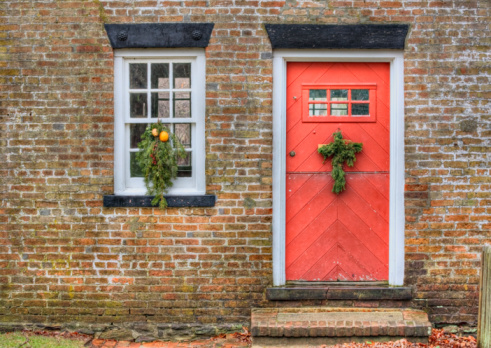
272, 50, 405, 286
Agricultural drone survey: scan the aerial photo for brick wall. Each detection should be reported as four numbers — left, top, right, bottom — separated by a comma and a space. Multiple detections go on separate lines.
1, 0, 490, 339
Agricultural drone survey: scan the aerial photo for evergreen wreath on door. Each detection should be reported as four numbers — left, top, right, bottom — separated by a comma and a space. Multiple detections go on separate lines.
318, 131, 363, 194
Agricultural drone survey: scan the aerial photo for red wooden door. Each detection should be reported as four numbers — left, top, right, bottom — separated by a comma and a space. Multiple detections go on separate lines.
285, 62, 390, 281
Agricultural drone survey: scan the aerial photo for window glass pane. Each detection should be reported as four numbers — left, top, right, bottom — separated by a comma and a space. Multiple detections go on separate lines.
130, 152, 143, 177
130, 123, 148, 148
151, 63, 169, 89
309, 103, 327, 116
174, 123, 191, 148
352, 89, 369, 101
173, 63, 191, 89
352, 103, 370, 115
177, 152, 192, 177
159, 123, 172, 134
130, 63, 147, 89
130, 93, 147, 118
174, 92, 191, 118
151, 92, 170, 118
309, 89, 327, 101
331, 103, 348, 116
330, 89, 348, 101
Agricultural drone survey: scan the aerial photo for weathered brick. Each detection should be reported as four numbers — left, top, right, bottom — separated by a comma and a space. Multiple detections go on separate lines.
1, 0, 489, 338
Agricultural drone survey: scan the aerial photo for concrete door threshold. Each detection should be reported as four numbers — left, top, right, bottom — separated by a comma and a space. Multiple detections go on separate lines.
251, 307, 431, 347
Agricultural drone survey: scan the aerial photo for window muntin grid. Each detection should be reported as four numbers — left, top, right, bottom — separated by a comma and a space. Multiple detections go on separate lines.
127, 61, 193, 179
302, 84, 377, 123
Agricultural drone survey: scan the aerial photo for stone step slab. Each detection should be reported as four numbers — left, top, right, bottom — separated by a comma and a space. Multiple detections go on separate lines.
251, 307, 431, 347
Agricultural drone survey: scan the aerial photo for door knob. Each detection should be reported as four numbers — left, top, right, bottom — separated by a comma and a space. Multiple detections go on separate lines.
289, 151, 296, 157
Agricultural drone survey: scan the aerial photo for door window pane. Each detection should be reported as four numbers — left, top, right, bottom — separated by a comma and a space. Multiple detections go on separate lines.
309, 89, 327, 101
309, 103, 327, 116
130, 123, 148, 148
151, 92, 170, 118
130, 93, 147, 118
352, 103, 370, 115
174, 92, 191, 118
331, 103, 348, 116
352, 89, 369, 101
330, 89, 348, 101
173, 63, 191, 89
151, 63, 169, 89
130, 64, 147, 89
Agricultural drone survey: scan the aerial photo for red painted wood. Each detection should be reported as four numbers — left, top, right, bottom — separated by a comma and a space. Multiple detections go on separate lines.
285, 62, 390, 282
285, 174, 389, 281
286, 62, 390, 173
286, 174, 337, 248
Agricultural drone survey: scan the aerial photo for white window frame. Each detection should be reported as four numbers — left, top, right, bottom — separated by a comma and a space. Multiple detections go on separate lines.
113, 49, 206, 196
272, 50, 405, 286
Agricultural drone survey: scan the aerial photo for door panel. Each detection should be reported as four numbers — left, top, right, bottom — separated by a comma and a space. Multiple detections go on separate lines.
285, 62, 390, 282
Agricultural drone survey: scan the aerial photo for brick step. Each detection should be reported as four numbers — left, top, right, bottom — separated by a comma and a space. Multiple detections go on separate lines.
251, 307, 432, 347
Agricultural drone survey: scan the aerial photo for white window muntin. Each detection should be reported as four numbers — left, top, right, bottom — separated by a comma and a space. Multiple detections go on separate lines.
114, 49, 206, 196
124, 59, 195, 191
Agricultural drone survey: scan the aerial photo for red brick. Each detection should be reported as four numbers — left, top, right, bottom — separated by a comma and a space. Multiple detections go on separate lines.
1, 0, 488, 337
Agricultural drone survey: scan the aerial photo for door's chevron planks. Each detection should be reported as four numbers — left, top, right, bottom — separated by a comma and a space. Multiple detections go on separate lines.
286, 62, 390, 282
287, 123, 389, 172
337, 200, 388, 264
343, 125, 389, 158
320, 243, 386, 281
286, 197, 338, 266
285, 173, 314, 200
324, 265, 353, 281
286, 62, 314, 88
359, 121, 390, 147
348, 175, 390, 222
339, 176, 389, 241
286, 222, 339, 279
286, 188, 389, 281
304, 244, 374, 281
286, 124, 387, 173
364, 173, 390, 200
286, 177, 336, 243
285, 174, 332, 219
290, 125, 386, 173
287, 62, 336, 88
286, 62, 390, 174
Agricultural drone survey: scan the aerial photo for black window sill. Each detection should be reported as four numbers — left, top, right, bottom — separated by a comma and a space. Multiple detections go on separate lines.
103, 195, 216, 208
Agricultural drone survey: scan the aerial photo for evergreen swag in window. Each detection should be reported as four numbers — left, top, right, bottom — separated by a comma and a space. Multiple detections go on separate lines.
135, 122, 186, 209
318, 131, 363, 194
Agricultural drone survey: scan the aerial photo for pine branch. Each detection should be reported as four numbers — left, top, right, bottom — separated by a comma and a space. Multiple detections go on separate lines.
318, 131, 363, 194
135, 123, 186, 209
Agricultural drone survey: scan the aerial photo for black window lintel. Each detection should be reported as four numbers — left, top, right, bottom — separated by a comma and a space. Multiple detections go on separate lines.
104, 23, 214, 49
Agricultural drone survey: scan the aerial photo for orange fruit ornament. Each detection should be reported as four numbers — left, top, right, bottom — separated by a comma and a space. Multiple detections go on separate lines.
159, 131, 169, 142
151, 128, 159, 137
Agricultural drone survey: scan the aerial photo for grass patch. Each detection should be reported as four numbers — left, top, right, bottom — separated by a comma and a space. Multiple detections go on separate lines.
0, 332, 87, 348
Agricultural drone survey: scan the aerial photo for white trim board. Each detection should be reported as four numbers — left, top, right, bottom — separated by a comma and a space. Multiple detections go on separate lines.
272, 50, 405, 286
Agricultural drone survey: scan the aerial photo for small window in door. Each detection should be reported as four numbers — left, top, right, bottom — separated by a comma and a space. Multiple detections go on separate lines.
302, 84, 377, 123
